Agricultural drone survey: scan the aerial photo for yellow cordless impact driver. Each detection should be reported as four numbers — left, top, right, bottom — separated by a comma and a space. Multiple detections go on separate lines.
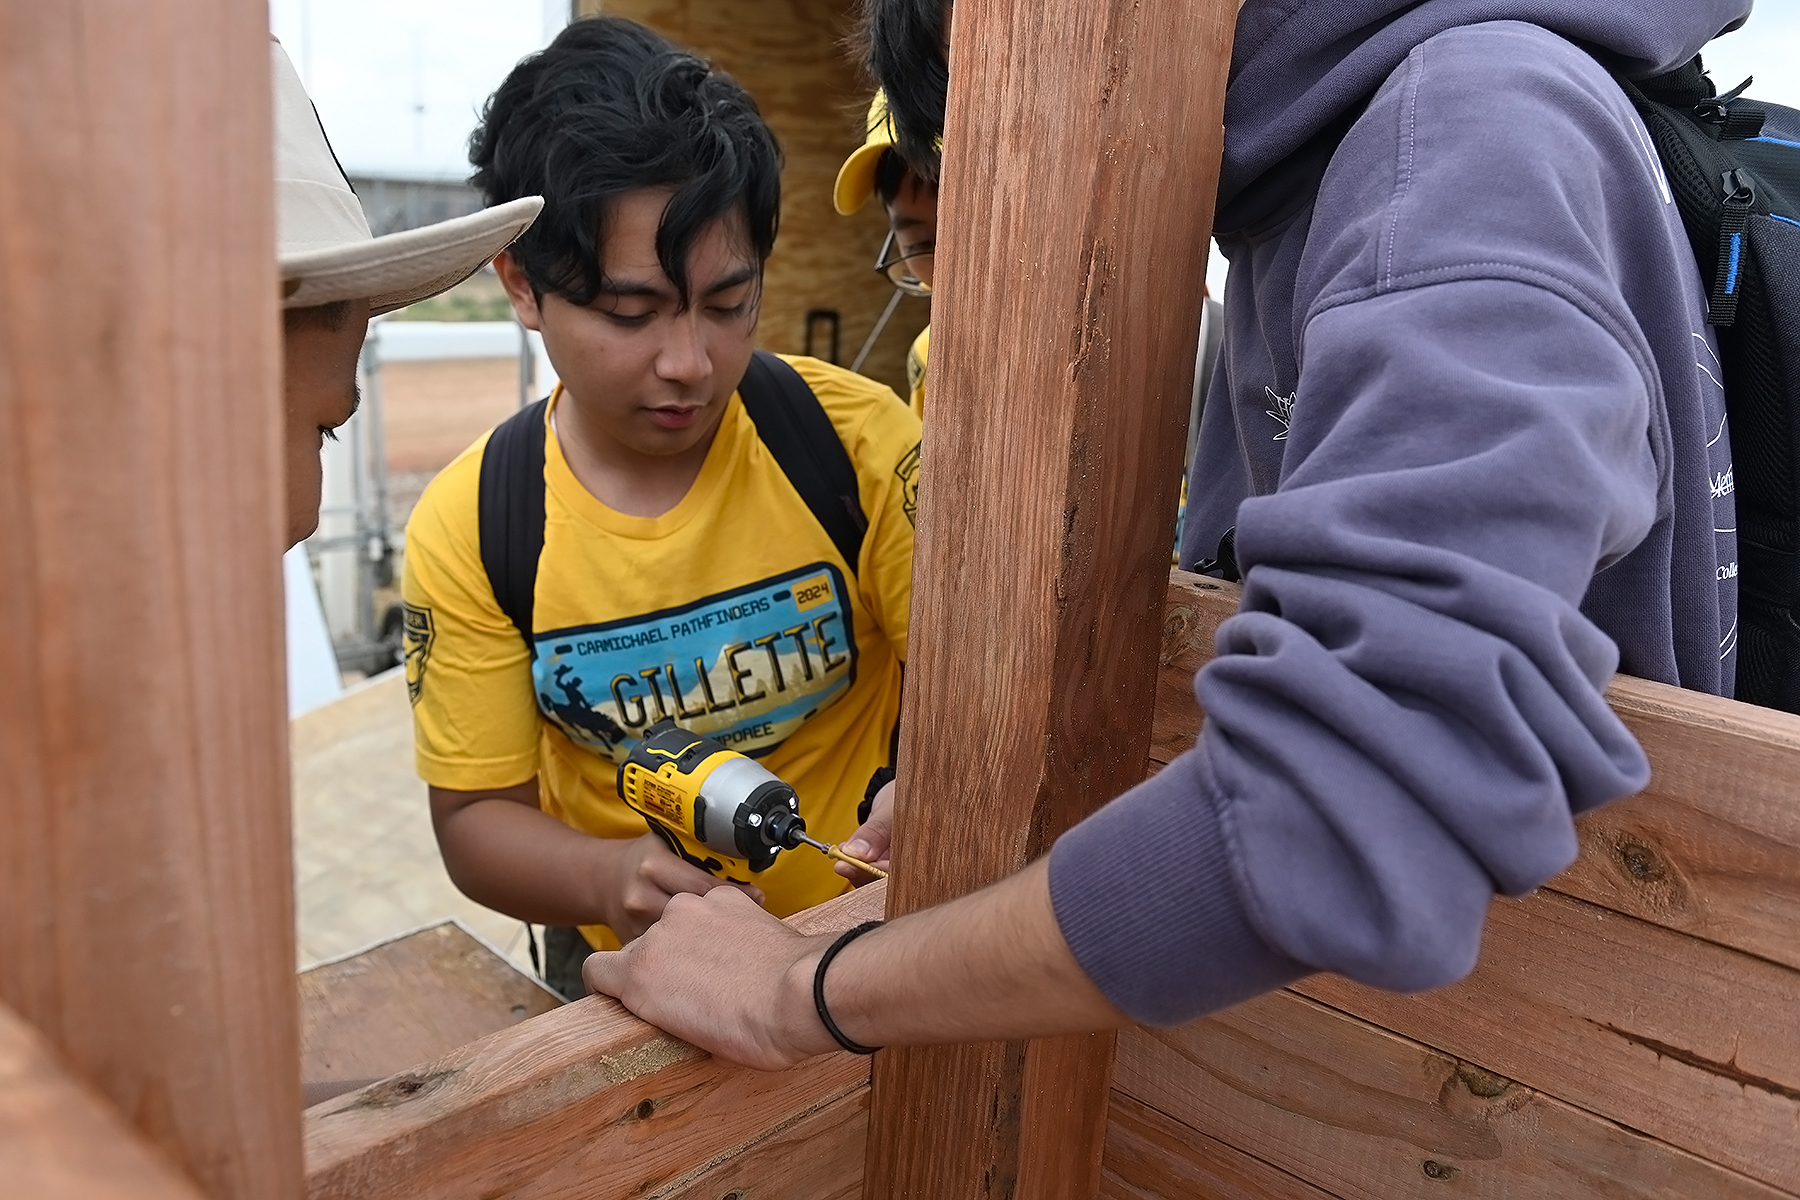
617, 719, 886, 884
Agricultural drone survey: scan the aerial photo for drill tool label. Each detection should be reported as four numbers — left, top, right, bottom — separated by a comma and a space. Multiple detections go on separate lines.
529, 562, 858, 763
631, 774, 688, 825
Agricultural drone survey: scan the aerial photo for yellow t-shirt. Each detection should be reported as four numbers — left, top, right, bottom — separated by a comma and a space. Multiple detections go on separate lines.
906, 324, 930, 419
403, 355, 921, 950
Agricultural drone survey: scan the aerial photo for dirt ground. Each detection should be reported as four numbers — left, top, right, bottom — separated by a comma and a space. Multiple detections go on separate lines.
296, 358, 532, 972
379, 356, 522, 531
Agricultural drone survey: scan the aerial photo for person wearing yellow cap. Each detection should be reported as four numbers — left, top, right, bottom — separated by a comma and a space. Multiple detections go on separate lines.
836, 91, 937, 419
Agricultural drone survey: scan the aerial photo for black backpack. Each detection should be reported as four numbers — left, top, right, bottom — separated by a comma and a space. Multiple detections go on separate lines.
477, 350, 868, 650
1615, 57, 1800, 713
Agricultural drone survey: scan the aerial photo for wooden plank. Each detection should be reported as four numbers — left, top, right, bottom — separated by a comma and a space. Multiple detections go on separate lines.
304, 883, 883, 1200
1296, 889, 1800, 1192
1148, 572, 1800, 970
300, 921, 562, 1094
1114, 990, 1792, 1200
866, 0, 1238, 1195
652, 1086, 869, 1200
1147, 572, 1241, 765
0, 5, 299, 1198
0, 1002, 210, 1200
1100, 1092, 1340, 1200
1556, 676, 1800, 972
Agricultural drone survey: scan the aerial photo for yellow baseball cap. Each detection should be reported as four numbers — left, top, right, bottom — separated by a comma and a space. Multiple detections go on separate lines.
834, 91, 899, 216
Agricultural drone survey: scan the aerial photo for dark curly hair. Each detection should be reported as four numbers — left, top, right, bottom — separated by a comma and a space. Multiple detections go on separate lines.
853, 0, 949, 182
469, 16, 782, 308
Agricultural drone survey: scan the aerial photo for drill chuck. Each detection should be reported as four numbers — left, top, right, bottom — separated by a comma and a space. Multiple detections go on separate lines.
759, 806, 809, 851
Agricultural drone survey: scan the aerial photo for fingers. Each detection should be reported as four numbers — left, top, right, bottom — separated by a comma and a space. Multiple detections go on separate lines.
836, 779, 896, 883
640, 841, 735, 894
583, 949, 622, 998
727, 879, 768, 906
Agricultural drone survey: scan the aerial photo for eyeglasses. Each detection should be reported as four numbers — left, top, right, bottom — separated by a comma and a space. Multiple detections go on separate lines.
875, 230, 933, 297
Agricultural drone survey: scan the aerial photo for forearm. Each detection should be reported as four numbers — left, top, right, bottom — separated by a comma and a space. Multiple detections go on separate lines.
800, 858, 1125, 1051
434, 795, 628, 927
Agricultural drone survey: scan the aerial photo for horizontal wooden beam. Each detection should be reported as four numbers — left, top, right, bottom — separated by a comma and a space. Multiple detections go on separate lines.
1114, 989, 1788, 1200
1151, 572, 1800, 969
304, 882, 883, 1200
1146, 569, 1800, 1192
657, 1087, 869, 1200
1298, 889, 1800, 1191
0, 1002, 208, 1200
1101, 1091, 1336, 1200
1553, 680, 1800, 971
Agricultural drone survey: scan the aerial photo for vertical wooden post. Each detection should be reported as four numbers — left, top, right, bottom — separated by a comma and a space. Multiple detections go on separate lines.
0, 1003, 209, 1199
0, 5, 301, 1199
866, 0, 1237, 1197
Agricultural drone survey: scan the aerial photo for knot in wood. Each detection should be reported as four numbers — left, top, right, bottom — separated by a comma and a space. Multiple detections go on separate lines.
1454, 1063, 1511, 1099
352, 1070, 454, 1109
1160, 606, 1195, 666
1614, 837, 1667, 883
1422, 1160, 1460, 1181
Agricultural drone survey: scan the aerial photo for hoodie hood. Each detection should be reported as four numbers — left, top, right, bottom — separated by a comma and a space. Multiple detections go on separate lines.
1217, 0, 1754, 231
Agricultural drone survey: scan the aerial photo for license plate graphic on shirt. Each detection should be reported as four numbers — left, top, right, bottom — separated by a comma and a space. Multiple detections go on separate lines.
530, 563, 857, 761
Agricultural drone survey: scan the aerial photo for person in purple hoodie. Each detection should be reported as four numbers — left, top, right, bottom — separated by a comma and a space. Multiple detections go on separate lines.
584, 0, 1760, 1066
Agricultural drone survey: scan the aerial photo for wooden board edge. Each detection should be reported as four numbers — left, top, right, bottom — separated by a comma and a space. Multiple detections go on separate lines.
304, 883, 884, 1197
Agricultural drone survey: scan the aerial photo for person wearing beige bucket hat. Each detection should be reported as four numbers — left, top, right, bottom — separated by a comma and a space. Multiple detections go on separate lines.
272, 38, 541, 547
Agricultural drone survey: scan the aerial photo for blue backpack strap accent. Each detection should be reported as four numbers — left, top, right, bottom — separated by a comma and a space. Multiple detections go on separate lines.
1616, 55, 1800, 712
737, 350, 869, 575
477, 398, 549, 648
476, 354, 868, 653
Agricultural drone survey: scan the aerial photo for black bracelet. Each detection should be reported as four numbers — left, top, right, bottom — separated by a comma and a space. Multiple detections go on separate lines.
813, 919, 884, 1055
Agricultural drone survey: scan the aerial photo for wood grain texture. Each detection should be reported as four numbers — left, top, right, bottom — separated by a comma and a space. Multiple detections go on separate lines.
304, 882, 884, 1200
1557, 677, 1800, 971
1296, 889, 1800, 1192
0, 5, 300, 1197
1114, 990, 1792, 1200
300, 922, 562, 1090
1148, 572, 1800, 971
1100, 1092, 1340, 1200
652, 1086, 869, 1200
0, 1003, 209, 1200
864, 0, 1238, 1196
581, 0, 929, 398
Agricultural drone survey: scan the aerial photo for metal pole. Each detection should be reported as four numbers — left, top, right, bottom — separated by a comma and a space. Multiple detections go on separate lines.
851, 286, 907, 375
518, 312, 538, 408
363, 318, 393, 590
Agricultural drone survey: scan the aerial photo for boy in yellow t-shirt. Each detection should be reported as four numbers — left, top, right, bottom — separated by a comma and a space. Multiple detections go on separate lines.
403, 17, 920, 999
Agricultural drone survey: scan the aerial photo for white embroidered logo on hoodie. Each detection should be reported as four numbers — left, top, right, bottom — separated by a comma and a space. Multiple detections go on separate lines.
1265, 387, 1296, 441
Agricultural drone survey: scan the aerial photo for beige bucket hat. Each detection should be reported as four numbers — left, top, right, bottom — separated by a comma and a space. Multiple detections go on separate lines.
273, 39, 542, 316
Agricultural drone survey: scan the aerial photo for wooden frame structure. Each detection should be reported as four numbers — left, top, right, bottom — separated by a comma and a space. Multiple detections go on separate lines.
4, 1, 1799, 1198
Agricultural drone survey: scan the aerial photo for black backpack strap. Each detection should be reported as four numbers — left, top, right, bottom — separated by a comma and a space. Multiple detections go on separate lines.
477, 398, 549, 650
738, 350, 869, 573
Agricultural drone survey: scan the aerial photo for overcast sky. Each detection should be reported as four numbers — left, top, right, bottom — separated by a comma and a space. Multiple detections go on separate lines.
1703, 5, 1800, 110
274, 0, 1797, 183
268, 0, 566, 180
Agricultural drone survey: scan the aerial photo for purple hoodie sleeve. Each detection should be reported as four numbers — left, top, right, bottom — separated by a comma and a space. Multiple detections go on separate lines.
1051, 25, 1664, 1024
